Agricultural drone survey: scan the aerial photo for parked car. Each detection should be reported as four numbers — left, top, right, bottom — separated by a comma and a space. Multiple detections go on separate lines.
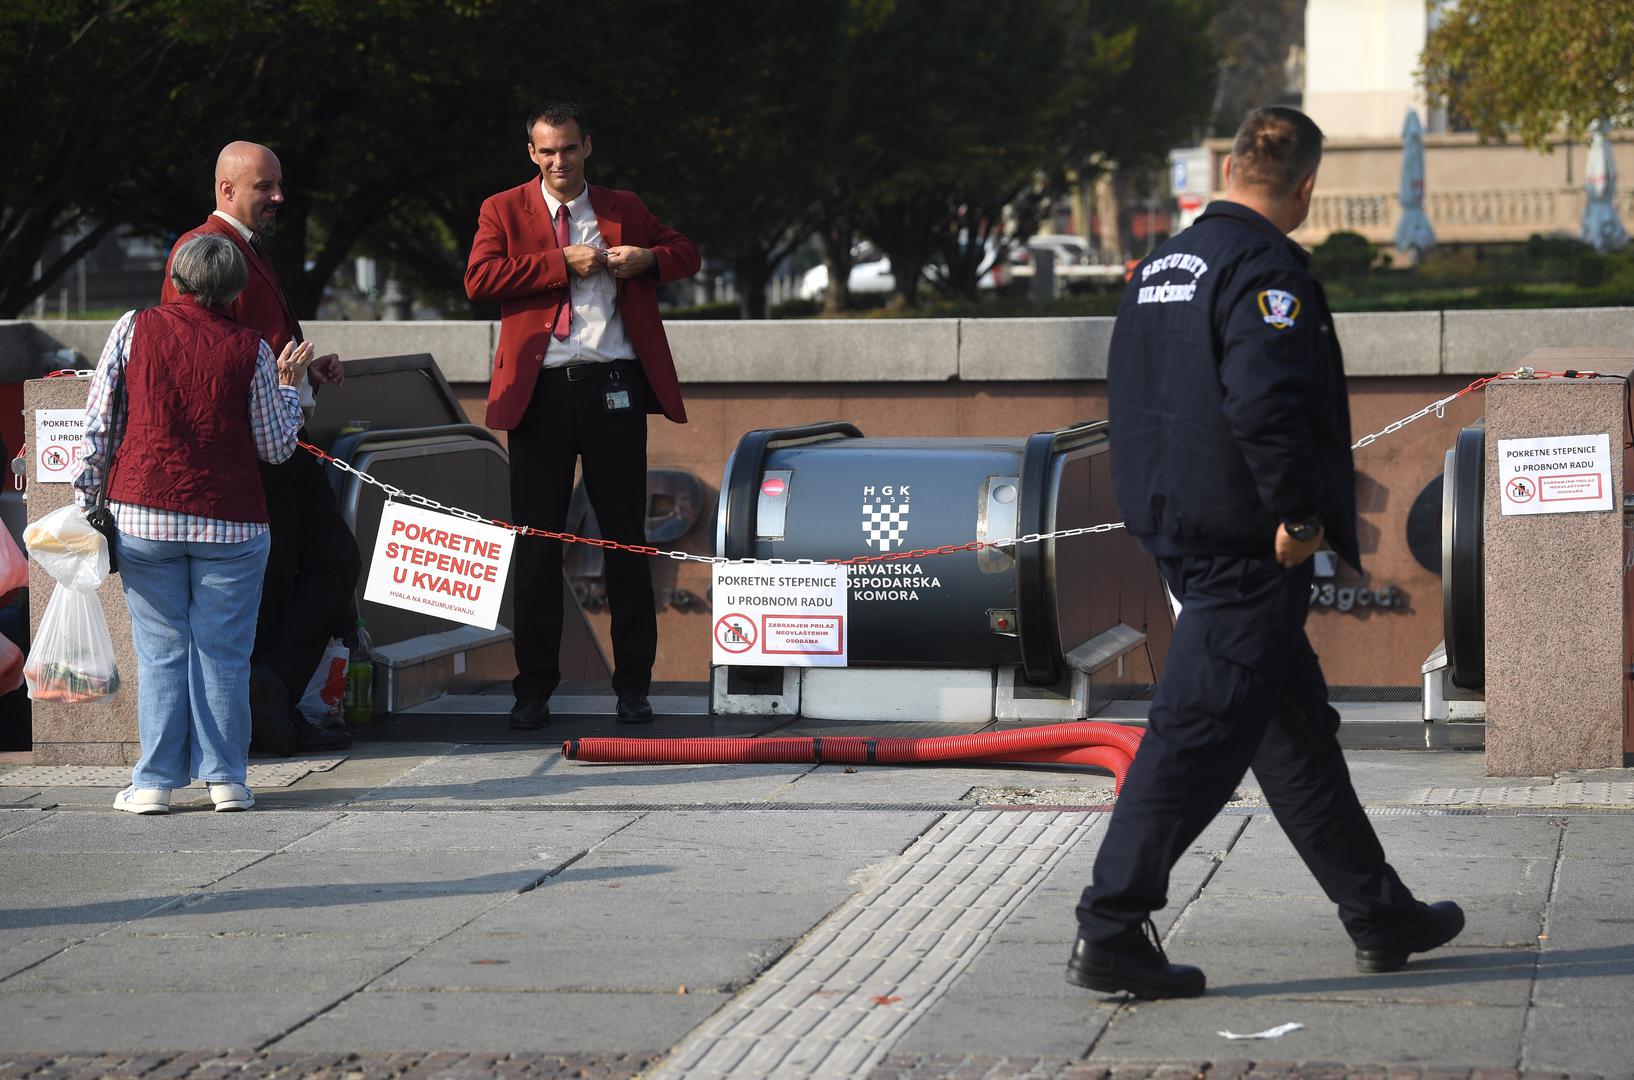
797, 256, 896, 301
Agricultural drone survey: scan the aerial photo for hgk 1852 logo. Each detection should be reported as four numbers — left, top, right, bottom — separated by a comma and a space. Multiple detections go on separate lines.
861, 484, 910, 551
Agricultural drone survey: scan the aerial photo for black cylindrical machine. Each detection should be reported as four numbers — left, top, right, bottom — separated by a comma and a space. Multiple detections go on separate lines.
716, 420, 1134, 690
1441, 421, 1485, 690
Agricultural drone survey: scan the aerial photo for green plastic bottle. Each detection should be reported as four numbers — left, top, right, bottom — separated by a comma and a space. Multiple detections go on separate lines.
344, 617, 374, 726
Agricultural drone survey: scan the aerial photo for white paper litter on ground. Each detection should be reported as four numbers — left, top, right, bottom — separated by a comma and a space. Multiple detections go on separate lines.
1218, 1022, 1303, 1040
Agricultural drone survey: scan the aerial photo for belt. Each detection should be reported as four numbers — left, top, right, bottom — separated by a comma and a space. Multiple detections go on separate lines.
538, 358, 638, 384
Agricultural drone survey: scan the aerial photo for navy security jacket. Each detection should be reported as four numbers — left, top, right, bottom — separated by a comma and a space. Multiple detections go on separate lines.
1107, 200, 1360, 570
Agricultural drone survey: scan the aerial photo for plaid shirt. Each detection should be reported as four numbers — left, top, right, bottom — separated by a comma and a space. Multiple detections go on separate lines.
74, 309, 303, 543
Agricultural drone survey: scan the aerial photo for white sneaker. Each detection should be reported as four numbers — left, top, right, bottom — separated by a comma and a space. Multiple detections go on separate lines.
208, 783, 255, 812
113, 786, 170, 815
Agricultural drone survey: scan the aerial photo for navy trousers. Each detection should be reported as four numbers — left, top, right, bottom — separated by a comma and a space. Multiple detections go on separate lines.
1077, 553, 1421, 948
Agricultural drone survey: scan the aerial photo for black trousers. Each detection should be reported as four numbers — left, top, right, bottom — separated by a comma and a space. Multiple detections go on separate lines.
1077, 553, 1421, 949
506, 365, 655, 703
252, 445, 362, 700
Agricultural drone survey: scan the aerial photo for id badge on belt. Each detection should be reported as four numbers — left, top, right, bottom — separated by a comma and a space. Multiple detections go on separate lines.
603, 369, 633, 413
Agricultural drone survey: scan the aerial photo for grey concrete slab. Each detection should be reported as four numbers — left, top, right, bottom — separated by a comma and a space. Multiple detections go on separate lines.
669, 319, 960, 383
0, 851, 267, 897
1442, 307, 1634, 375
1202, 850, 1554, 906
1560, 813, 1634, 863
356, 750, 816, 806
769, 762, 1118, 805
0, 990, 339, 1053
1521, 1004, 1634, 1074
283, 810, 640, 853
0, 809, 49, 840
1370, 814, 1565, 859
271, 989, 725, 1053
1530, 940, 1634, 1009
1086, 998, 1525, 1068
376, 927, 790, 993
120, 852, 550, 938
0, 938, 73, 982
546, 848, 901, 895
472, 862, 858, 940
894, 992, 1113, 1057
601, 810, 940, 855
0, 895, 185, 939
957, 317, 1113, 381
1168, 938, 1532, 1007
1334, 311, 1442, 376
5, 932, 409, 994
0, 811, 339, 853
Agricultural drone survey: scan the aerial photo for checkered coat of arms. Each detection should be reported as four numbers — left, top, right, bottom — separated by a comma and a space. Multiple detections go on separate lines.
861, 485, 910, 551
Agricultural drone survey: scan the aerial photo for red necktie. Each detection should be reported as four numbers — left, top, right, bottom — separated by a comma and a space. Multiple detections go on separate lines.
552, 204, 572, 341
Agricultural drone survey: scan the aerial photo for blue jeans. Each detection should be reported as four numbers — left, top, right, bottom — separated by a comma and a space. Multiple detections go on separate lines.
118, 531, 271, 789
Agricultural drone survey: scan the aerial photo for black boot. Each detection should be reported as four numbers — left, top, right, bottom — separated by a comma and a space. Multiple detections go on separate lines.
1066, 918, 1206, 999
1355, 900, 1465, 973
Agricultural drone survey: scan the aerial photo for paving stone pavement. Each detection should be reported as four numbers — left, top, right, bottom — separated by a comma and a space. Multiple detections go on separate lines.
1, 720, 1633, 1078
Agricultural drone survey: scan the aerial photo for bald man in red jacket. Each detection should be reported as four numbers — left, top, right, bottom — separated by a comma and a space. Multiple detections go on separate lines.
466, 101, 699, 731
162, 141, 357, 756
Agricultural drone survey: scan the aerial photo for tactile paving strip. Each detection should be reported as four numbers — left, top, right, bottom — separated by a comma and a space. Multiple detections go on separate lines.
1416, 782, 1634, 806
650, 809, 1097, 1079
0, 756, 346, 788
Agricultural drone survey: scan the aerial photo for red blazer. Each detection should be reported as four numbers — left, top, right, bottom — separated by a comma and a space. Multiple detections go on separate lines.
465, 182, 699, 428
161, 215, 301, 353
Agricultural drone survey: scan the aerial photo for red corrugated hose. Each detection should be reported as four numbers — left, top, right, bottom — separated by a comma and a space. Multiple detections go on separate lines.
561, 721, 1143, 792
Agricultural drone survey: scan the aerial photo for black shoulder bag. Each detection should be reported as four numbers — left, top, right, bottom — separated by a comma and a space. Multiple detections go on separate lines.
84, 332, 127, 575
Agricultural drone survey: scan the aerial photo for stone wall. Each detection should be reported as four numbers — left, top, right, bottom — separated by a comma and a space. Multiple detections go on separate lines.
5, 310, 1632, 692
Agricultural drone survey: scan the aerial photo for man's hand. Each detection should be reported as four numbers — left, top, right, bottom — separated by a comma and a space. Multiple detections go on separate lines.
307, 353, 344, 387
564, 243, 608, 278
1274, 522, 1324, 568
605, 245, 655, 279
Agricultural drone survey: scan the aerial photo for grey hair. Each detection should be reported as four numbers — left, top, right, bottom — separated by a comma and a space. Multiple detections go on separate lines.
168, 234, 248, 307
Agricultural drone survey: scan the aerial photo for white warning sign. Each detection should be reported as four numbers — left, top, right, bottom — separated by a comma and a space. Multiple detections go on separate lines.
34, 409, 86, 483
1497, 433, 1615, 516
363, 503, 515, 629
711, 562, 848, 667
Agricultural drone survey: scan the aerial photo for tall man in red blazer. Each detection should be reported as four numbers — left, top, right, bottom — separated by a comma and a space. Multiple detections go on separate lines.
466, 101, 699, 730
163, 141, 358, 755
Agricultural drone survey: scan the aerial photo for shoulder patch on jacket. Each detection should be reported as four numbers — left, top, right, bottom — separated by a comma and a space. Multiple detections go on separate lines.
1256, 288, 1301, 329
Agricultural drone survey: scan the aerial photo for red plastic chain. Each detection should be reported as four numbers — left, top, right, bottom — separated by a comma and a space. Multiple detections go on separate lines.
294, 366, 1587, 565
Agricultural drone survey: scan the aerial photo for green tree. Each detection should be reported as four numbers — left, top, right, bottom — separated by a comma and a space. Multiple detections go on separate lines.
1420, 0, 1634, 148
0, 1, 212, 316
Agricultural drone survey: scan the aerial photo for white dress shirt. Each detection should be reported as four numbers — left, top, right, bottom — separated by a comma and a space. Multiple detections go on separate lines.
541, 182, 634, 368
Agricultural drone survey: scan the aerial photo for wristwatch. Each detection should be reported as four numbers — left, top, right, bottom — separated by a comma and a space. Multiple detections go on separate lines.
1283, 514, 1323, 542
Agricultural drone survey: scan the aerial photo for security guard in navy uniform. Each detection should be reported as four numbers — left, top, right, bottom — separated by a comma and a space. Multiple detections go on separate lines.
1067, 107, 1464, 1000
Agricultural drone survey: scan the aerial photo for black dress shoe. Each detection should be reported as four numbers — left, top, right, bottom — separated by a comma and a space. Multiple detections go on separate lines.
1355, 900, 1465, 973
248, 668, 297, 757
508, 699, 550, 730
1066, 920, 1206, 999
295, 715, 353, 753
615, 694, 654, 723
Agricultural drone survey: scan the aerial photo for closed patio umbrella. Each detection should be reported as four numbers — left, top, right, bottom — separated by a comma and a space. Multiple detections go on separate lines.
1581, 118, 1629, 253
1394, 109, 1435, 255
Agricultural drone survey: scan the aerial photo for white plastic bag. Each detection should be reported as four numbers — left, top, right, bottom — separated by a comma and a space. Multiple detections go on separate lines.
24, 582, 120, 703
23, 505, 110, 592
298, 638, 349, 727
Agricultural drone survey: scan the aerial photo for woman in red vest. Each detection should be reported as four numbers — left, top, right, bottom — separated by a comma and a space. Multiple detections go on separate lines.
75, 235, 314, 814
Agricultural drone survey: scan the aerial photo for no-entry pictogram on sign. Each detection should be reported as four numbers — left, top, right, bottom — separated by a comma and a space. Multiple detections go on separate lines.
714, 613, 757, 654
